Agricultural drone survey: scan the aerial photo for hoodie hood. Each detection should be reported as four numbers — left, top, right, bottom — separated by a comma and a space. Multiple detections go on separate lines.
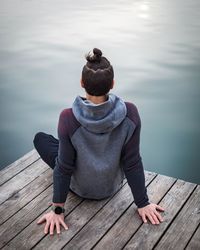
72, 93, 127, 133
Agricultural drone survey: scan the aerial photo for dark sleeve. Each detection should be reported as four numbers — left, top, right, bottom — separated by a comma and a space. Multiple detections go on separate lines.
121, 103, 150, 208
52, 109, 77, 203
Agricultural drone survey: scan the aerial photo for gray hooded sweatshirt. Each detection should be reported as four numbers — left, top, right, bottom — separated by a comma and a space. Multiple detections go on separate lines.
53, 93, 149, 208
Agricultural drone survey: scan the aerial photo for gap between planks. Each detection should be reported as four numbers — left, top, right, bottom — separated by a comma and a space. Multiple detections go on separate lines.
0, 150, 40, 186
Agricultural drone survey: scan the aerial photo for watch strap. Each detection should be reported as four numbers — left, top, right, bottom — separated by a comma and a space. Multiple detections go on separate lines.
51, 205, 65, 214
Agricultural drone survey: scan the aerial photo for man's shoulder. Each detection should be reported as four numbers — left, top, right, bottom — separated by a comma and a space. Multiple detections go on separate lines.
59, 108, 73, 118
124, 101, 140, 124
124, 101, 138, 112
58, 108, 81, 136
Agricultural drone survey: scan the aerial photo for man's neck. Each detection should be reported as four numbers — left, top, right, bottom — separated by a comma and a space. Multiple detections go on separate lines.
85, 93, 108, 104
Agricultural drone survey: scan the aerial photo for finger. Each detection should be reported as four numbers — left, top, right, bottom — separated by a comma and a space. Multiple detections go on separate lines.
147, 214, 156, 225
59, 218, 69, 230
141, 213, 148, 223
44, 221, 50, 234
56, 221, 61, 234
154, 211, 164, 222
156, 204, 165, 211
151, 212, 160, 224
50, 222, 55, 235
37, 215, 46, 224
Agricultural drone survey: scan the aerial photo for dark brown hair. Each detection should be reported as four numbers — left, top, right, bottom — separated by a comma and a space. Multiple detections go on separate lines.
81, 48, 114, 96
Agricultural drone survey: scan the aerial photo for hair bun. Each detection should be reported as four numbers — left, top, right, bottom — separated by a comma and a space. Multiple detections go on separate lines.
93, 48, 102, 57
85, 48, 102, 63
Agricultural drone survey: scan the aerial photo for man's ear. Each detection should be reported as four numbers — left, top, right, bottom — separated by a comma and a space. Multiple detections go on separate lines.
110, 79, 115, 89
80, 78, 84, 88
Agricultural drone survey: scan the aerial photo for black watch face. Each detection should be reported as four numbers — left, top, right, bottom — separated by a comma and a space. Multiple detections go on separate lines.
54, 206, 63, 214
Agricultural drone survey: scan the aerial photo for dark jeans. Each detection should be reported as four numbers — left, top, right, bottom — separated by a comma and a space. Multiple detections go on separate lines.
33, 131, 77, 196
33, 132, 59, 170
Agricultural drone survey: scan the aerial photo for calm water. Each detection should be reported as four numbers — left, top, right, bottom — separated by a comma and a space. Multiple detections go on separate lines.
0, 0, 200, 184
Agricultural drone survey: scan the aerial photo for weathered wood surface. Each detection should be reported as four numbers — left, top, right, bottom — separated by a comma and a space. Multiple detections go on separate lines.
93, 174, 176, 250
0, 158, 49, 205
0, 168, 52, 225
0, 149, 40, 186
186, 225, 200, 250
123, 180, 197, 250
154, 185, 200, 250
0, 150, 199, 250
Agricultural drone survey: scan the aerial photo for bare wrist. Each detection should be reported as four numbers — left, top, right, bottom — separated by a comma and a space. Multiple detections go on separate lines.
52, 202, 65, 207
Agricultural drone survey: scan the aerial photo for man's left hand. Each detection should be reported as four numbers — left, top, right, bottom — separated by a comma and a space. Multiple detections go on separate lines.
138, 203, 165, 225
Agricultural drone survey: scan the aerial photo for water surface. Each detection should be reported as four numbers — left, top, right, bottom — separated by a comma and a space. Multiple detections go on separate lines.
0, 0, 200, 183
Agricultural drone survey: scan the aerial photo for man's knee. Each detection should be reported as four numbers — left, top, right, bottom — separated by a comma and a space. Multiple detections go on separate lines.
33, 132, 45, 148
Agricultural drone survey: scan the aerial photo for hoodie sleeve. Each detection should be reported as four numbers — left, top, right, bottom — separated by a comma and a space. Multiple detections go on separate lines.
121, 102, 150, 208
52, 109, 77, 203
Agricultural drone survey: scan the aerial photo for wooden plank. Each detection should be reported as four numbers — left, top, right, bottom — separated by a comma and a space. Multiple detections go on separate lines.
93, 174, 176, 250
0, 186, 52, 249
186, 224, 200, 250
0, 149, 37, 176
0, 168, 52, 225
0, 149, 40, 186
32, 172, 156, 250
61, 173, 156, 250
0, 186, 83, 249
154, 185, 200, 250
4, 177, 128, 250
0, 158, 49, 205
123, 180, 197, 250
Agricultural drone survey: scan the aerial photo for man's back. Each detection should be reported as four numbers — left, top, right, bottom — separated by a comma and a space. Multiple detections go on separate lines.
55, 94, 145, 202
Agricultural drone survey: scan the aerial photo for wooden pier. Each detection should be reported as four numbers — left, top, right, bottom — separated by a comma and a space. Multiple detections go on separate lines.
0, 149, 199, 250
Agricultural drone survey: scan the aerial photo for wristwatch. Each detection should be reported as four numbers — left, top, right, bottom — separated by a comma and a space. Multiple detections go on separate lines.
51, 205, 65, 214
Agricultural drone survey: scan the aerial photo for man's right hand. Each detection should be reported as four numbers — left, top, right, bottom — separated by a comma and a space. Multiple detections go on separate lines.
37, 211, 68, 235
